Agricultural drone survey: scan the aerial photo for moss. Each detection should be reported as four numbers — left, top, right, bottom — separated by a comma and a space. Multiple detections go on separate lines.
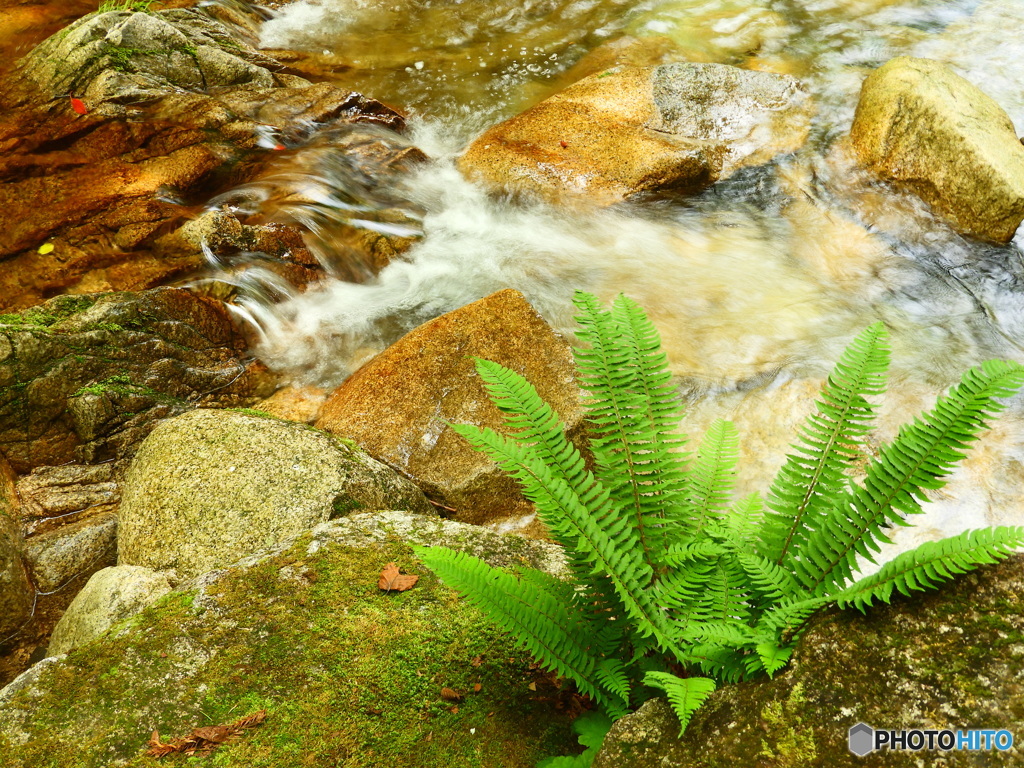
72, 374, 172, 401
757, 684, 816, 767
0, 296, 98, 328
0, 538, 576, 767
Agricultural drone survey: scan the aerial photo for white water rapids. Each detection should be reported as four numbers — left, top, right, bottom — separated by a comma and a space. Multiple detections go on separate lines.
202, 0, 1024, 568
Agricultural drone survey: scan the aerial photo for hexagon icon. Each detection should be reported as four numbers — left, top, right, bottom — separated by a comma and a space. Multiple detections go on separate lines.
849, 722, 875, 756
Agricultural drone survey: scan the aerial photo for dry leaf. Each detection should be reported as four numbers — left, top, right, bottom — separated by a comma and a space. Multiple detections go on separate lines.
470, 655, 483, 667
440, 687, 462, 702
528, 682, 537, 691
472, 683, 482, 693
378, 562, 419, 592
143, 709, 267, 758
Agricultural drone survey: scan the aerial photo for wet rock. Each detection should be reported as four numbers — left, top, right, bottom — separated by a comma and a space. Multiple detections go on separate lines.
20, 9, 280, 107
0, 453, 32, 636
46, 565, 173, 657
0, 288, 275, 473
0, 511, 577, 766
850, 56, 1024, 243
22, 511, 117, 594
17, 463, 119, 537
0, 8, 414, 311
117, 409, 433, 579
255, 385, 329, 424
317, 289, 582, 525
459, 62, 810, 205
592, 554, 1024, 767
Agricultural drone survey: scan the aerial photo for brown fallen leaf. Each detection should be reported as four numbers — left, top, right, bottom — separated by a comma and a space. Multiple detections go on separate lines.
378, 562, 419, 592
470, 655, 483, 667
473, 683, 482, 693
440, 687, 463, 702
144, 709, 268, 758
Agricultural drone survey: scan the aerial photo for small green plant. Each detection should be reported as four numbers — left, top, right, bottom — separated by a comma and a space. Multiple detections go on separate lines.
415, 292, 1024, 744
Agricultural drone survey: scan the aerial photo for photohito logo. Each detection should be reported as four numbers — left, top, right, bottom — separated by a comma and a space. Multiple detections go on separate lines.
848, 723, 1014, 755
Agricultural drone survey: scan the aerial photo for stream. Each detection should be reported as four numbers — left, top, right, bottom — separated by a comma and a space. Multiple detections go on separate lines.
206, 0, 1024, 566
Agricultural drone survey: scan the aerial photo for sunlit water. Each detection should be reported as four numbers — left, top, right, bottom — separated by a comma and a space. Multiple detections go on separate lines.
204, 0, 1024, 567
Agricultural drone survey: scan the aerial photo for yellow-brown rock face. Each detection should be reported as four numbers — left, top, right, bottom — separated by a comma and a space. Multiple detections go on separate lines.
316, 289, 582, 525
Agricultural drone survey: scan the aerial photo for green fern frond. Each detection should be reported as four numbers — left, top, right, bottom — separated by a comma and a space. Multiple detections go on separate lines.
573, 291, 689, 570
798, 359, 1024, 595
449, 423, 679, 651
642, 672, 717, 734
685, 419, 740, 537
413, 546, 623, 711
725, 493, 765, 550
754, 595, 831, 640
835, 527, 1024, 612
736, 552, 802, 602
595, 658, 632, 704
759, 323, 889, 569
662, 541, 725, 565
753, 642, 793, 676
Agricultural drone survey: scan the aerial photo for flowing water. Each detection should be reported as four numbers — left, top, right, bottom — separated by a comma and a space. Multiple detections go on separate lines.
205, 0, 1024, 565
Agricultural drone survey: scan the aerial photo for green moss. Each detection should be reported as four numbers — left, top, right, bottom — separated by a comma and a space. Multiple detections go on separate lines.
757, 684, 817, 767
72, 374, 168, 400
0, 538, 576, 767
0, 295, 98, 328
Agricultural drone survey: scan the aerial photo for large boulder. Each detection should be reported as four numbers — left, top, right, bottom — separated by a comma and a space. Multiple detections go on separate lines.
0, 289, 275, 473
117, 409, 433, 579
0, 512, 576, 767
850, 56, 1024, 243
458, 62, 810, 205
317, 289, 582, 526
46, 565, 173, 657
592, 554, 1024, 767
0, 453, 31, 637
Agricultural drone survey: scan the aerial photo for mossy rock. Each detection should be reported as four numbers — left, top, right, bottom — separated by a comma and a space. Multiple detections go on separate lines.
592, 554, 1024, 767
0, 514, 578, 767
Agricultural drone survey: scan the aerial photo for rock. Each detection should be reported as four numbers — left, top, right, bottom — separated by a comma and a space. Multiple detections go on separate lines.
0, 511, 576, 766
458, 62, 810, 205
46, 565, 173, 657
317, 289, 582, 525
255, 386, 329, 424
850, 56, 1024, 243
17, 463, 119, 537
117, 409, 433, 579
592, 554, 1024, 767
22, 511, 117, 594
0, 8, 416, 311
0, 289, 275, 473
0, 453, 32, 636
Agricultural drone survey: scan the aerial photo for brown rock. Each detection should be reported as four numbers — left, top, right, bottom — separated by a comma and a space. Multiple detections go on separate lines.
0, 288, 276, 473
316, 289, 582, 525
458, 63, 810, 206
0, 8, 416, 312
0, 452, 32, 636
850, 57, 1024, 243
16, 463, 119, 537
256, 386, 329, 425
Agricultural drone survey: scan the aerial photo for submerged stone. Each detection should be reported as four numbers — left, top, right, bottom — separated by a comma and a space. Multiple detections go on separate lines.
850, 56, 1024, 243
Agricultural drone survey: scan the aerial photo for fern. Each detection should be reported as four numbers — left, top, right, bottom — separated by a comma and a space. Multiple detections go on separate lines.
415, 291, 1024, 755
